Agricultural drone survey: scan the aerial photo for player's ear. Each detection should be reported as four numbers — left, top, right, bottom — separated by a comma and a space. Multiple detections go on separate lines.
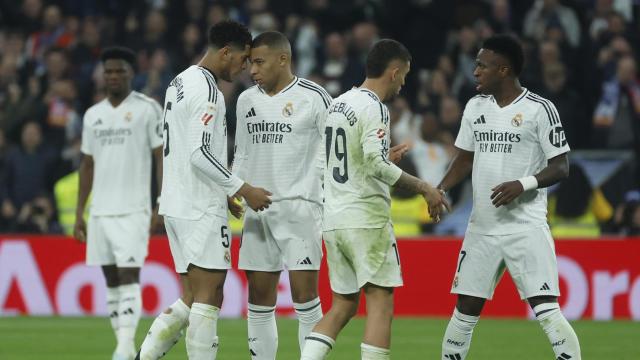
279, 53, 288, 66
390, 66, 400, 81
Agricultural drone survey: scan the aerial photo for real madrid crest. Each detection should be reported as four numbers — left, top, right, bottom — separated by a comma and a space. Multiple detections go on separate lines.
511, 113, 523, 127
125, 112, 133, 122
282, 102, 294, 117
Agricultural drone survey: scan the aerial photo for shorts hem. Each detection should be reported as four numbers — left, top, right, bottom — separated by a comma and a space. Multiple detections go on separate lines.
520, 290, 561, 300
451, 289, 493, 300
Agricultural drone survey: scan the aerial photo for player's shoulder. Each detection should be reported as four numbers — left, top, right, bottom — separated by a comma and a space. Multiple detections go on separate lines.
237, 84, 262, 102
181, 65, 220, 102
84, 98, 109, 120
520, 90, 561, 124
294, 77, 332, 108
130, 91, 161, 109
465, 93, 494, 110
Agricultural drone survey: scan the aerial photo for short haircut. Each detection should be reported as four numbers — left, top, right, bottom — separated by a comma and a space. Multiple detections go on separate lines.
208, 20, 252, 50
366, 39, 412, 78
251, 31, 291, 52
100, 47, 136, 68
481, 34, 524, 76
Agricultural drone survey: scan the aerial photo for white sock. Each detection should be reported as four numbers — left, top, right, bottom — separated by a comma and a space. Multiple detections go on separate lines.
534, 303, 581, 360
139, 298, 190, 359
361, 343, 390, 360
115, 284, 142, 357
441, 308, 479, 360
187, 303, 220, 360
247, 303, 278, 359
107, 287, 120, 341
301, 332, 335, 360
294, 298, 323, 352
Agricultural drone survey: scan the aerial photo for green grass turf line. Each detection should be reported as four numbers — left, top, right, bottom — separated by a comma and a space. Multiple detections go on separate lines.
0, 317, 637, 359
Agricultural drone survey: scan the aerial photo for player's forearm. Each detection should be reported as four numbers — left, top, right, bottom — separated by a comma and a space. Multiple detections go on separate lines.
534, 153, 569, 188
190, 147, 244, 196
394, 172, 432, 195
364, 152, 403, 186
76, 155, 93, 217
437, 150, 474, 191
153, 147, 163, 196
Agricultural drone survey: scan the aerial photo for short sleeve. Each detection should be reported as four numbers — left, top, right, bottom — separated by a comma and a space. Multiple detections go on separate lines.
80, 112, 93, 155
454, 107, 475, 152
535, 100, 570, 159
147, 100, 164, 149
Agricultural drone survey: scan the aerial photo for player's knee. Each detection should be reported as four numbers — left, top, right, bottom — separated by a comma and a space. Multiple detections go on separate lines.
291, 288, 318, 304
456, 295, 485, 316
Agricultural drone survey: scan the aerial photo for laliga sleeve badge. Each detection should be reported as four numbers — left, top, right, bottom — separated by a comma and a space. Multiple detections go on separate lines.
511, 113, 523, 127
282, 102, 293, 117
224, 250, 231, 264
453, 275, 459, 288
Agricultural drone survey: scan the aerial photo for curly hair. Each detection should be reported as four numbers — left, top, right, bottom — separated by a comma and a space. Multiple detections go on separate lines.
208, 20, 252, 50
100, 46, 136, 69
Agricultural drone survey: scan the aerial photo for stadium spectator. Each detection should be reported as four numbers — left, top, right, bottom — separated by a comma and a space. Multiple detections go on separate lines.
538, 62, 585, 148
1, 121, 59, 230
523, 0, 581, 48
14, 191, 61, 234
317, 32, 364, 96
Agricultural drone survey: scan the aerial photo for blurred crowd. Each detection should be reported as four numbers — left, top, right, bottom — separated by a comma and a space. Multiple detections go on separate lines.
0, 0, 638, 236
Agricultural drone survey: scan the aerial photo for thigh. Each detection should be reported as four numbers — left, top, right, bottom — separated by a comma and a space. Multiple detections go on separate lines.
104, 211, 150, 267
238, 208, 283, 271
270, 201, 323, 271
86, 215, 115, 266
170, 213, 233, 272
503, 226, 560, 300
367, 224, 403, 290
451, 231, 505, 300
323, 229, 359, 295
165, 216, 187, 273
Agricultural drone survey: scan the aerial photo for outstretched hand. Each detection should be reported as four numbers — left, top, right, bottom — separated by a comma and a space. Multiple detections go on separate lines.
389, 142, 411, 164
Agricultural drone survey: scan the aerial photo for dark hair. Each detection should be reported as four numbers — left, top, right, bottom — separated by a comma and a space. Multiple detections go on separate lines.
208, 20, 252, 50
481, 34, 524, 76
366, 39, 412, 78
100, 47, 136, 68
555, 163, 591, 218
252, 31, 290, 50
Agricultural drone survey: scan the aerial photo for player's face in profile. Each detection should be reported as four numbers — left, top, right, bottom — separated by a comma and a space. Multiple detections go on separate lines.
249, 45, 280, 92
473, 49, 504, 95
223, 44, 250, 81
388, 60, 410, 100
103, 59, 132, 96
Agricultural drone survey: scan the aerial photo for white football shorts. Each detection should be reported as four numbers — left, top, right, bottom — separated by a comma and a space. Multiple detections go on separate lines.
323, 223, 403, 294
164, 212, 232, 273
239, 200, 323, 272
451, 224, 560, 300
86, 210, 150, 267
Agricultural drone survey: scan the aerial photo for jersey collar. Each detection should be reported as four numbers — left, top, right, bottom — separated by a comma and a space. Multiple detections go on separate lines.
491, 87, 528, 109
358, 88, 381, 102
198, 66, 218, 87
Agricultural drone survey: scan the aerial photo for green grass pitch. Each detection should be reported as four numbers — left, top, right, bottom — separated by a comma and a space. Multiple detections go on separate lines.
0, 317, 637, 359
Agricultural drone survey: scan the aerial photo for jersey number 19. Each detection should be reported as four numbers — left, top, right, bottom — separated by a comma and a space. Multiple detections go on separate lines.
325, 126, 349, 183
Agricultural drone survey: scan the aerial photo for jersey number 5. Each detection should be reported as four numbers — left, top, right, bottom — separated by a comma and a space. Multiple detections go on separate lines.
325, 126, 349, 183
162, 101, 172, 157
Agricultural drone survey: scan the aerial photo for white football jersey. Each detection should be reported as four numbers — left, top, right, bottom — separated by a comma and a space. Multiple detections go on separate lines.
81, 91, 163, 216
233, 77, 329, 205
323, 88, 403, 230
455, 88, 570, 235
159, 65, 243, 220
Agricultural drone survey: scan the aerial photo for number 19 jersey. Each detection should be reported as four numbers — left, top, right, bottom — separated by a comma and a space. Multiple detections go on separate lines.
323, 88, 403, 231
